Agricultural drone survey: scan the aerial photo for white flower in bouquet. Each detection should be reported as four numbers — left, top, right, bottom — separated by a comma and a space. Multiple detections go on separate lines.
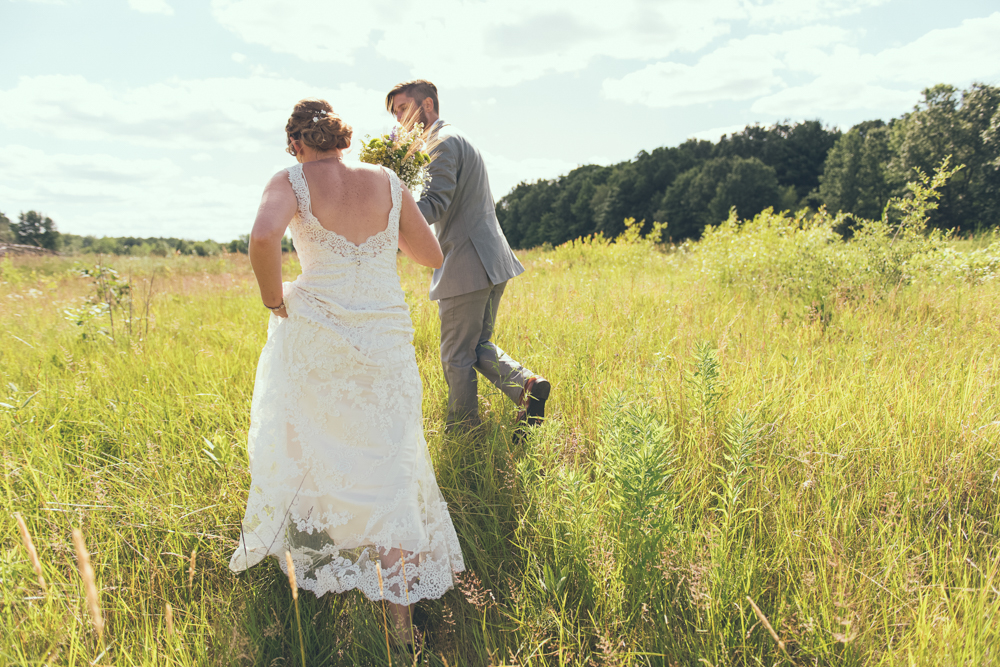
358, 123, 432, 199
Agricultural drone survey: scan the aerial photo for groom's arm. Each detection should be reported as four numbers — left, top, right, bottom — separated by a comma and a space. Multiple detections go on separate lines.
417, 137, 458, 227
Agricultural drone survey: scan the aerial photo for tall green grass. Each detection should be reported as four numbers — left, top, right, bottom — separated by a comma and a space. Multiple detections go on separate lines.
2, 172, 999, 664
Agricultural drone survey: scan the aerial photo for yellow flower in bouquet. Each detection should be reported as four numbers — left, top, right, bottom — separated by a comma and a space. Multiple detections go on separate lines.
358, 123, 432, 199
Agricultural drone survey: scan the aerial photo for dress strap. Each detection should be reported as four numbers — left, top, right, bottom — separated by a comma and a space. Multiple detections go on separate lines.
286, 163, 312, 217
382, 167, 403, 235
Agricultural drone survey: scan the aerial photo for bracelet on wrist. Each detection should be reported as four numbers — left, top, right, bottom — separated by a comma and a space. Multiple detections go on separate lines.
264, 300, 284, 311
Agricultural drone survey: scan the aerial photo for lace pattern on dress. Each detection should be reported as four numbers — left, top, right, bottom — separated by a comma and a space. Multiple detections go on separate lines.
286, 163, 400, 259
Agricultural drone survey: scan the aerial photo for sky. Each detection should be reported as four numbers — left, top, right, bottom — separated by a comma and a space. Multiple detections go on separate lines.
2, 0, 999, 241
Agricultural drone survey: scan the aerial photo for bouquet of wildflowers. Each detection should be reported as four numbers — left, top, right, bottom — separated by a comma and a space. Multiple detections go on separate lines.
358, 123, 432, 199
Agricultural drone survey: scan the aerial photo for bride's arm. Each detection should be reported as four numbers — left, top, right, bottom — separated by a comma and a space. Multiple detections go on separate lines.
399, 185, 443, 269
249, 172, 298, 317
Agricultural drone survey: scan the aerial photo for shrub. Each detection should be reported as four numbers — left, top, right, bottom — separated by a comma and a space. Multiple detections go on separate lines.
687, 158, 971, 313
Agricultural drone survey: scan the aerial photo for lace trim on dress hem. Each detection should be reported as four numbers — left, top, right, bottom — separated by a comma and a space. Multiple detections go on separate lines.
282, 553, 462, 605
232, 543, 465, 605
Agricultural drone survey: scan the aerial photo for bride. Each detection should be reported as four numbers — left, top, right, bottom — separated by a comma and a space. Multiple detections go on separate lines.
229, 98, 465, 643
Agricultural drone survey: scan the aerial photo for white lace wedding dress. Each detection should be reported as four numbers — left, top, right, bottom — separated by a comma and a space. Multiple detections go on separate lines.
229, 164, 465, 604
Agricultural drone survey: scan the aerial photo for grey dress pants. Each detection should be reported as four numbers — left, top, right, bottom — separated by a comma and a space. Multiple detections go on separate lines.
437, 281, 532, 425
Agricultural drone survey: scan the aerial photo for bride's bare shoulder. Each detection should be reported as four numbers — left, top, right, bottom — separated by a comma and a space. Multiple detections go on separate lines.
264, 167, 296, 191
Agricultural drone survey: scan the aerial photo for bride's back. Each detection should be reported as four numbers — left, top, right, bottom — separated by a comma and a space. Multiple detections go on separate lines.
302, 161, 392, 245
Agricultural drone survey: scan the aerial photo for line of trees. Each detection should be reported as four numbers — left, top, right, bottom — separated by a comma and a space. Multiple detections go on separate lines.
497, 83, 1000, 248
0, 214, 293, 256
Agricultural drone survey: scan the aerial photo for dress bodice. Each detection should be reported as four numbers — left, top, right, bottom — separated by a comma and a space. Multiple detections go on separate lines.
284, 163, 412, 347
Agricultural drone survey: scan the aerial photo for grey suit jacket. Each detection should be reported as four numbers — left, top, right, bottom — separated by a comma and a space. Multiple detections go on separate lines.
417, 121, 524, 301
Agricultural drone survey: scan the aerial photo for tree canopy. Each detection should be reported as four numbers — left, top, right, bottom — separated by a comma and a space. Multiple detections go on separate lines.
0, 211, 12, 244
497, 83, 1000, 248
819, 120, 894, 221
890, 83, 1000, 231
498, 121, 840, 246
15, 211, 60, 250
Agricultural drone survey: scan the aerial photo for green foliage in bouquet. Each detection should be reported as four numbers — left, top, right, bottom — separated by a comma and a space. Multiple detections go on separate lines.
358, 124, 432, 198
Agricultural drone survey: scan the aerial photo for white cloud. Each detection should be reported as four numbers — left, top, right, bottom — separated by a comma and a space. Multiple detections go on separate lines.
603, 57, 780, 108
471, 98, 497, 109
231, 52, 247, 63
211, 0, 745, 88
0, 74, 401, 239
208, 0, 903, 89
128, 0, 174, 15
211, 0, 384, 64
0, 75, 390, 152
863, 12, 1000, 85
479, 151, 615, 199
604, 12, 1000, 118
603, 26, 848, 107
0, 145, 259, 239
0, 141, 576, 238
743, 0, 890, 25
751, 12, 1000, 116
479, 151, 579, 200
750, 80, 916, 116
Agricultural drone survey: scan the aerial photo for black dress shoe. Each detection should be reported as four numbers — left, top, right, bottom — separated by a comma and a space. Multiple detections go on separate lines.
523, 376, 550, 426
515, 376, 551, 443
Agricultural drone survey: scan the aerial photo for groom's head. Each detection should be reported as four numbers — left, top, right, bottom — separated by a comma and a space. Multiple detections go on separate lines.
386, 80, 439, 129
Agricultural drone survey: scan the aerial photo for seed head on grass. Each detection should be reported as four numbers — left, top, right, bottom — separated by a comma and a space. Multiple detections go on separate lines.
165, 602, 174, 637
14, 513, 46, 592
72, 528, 104, 641
375, 560, 392, 667
747, 596, 789, 658
400, 544, 417, 665
285, 551, 306, 667
188, 547, 197, 593
457, 569, 493, 612
285, 551, 298, 601
399, 546, 410, 607
375, 557, 386, 596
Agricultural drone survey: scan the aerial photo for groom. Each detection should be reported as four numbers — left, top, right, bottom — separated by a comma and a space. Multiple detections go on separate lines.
385, 79, 550, 434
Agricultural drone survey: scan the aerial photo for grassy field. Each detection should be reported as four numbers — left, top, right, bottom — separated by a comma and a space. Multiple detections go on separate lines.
2, 197, 1000, 665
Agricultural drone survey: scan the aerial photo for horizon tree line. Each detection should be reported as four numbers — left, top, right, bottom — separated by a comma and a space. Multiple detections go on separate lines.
497, 82, 1000, 248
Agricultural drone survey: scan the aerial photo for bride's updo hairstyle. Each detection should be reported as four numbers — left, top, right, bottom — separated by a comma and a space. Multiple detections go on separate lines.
285, 98, 352, 156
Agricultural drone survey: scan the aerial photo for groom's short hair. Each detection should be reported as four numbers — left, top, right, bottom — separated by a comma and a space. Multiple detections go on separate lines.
386, 80, 439, 114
